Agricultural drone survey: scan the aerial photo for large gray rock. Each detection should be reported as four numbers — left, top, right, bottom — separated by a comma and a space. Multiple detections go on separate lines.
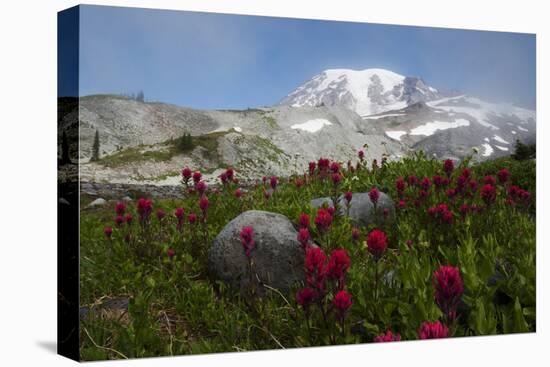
310, 192, 395, 226
208, 210, 305, 293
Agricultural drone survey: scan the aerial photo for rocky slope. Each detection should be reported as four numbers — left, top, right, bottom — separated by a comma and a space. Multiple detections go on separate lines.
63, 95, 402, 185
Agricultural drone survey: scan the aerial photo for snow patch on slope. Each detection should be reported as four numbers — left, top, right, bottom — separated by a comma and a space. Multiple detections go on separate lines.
482, 143, 494, 157
385, 131, 407, 141
291, 119, 333, 133
493, 135, 509, 144
363, 113, 406, 120
409, 119, 470, 136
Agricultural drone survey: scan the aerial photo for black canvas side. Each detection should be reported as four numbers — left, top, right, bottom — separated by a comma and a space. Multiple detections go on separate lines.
57, 5, 80, 362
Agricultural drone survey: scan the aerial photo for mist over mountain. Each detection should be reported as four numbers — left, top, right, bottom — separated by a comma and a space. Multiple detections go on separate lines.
60, 68, 535, 186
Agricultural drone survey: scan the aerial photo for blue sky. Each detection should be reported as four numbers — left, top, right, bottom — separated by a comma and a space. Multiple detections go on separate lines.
73, 5, 536, 109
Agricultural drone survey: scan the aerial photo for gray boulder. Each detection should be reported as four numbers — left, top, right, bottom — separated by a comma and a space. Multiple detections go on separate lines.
58, 197, 70, 206
208, 210, 305, 293
88, 198, 107, 207
310, 192, 395, 226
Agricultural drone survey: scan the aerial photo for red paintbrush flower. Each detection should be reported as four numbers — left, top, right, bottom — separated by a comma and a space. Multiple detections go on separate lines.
240, 226, 255, 257
433, 175, 444, 188
124, 213, 133, 226
418, 321, 449, 339
308, 161, 317, 176
318, 157, 330, 172
374, 330, 401, 342
396, 177, 406, 196
344, 191, 353, 204
443, 159, 454, 176
468, 179, 478, 192
397, 199, 406, 209
497, 168, 510, 184
225, 167, 234, 181
305, 247, 328, 292
327, 249, 350, 286
421, 177, 431, 191
297, 228, 310, 250
333, 290, 352, 320
298, 212, 310, 229
234, 188, 243, 199
181, 167, 192, 183
433, 265, 464, 321
314, 208, 333, 233
196, 181, 207, 196
192, 170, 202, 184
199, 196, 209, 218
446, 188, 457, 199
331, 172, 342, 186
351, 228, 361, 242
270, 176, 278, 190
296, 287, 316, 311
115, 201, 126, 216
220, 171, 228, 185
114, 215, 125, 227
480, 184, 496, 205
174, 207, 185, 230
369, 187, 380, 205
137, 198, 153, 225
330, 161, 341, 173
103, 226, 113, 238
156, 208, 166, 222
483, 175, 496, 186
367, 229, 388, 260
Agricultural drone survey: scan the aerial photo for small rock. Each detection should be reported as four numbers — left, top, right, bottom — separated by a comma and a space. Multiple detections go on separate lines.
208, 210, 306, 293
310, 197, 334, 209
122, 196, 133, 202
310, 191, 395, 226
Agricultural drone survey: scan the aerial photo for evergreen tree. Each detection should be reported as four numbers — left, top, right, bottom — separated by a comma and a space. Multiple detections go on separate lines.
61, 130, 71, 164
177, 132, 193, 152
137, 90, 145, 102
512, 139, 536, 160
91, 129, 100, 161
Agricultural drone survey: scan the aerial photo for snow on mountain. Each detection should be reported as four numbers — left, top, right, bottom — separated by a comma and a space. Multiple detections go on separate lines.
427, 95, 535, 130
279, 68, 441, 117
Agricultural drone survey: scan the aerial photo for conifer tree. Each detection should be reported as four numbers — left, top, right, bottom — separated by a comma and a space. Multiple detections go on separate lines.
91, 129, 100, 161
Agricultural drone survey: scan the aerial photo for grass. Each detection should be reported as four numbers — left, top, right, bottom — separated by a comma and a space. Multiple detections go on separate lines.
79, 151, 536, 360
97, 131, 230, 168
263, 115, 278, 129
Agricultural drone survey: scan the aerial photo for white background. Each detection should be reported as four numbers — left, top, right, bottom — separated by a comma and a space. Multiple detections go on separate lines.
0, 0, 548, 365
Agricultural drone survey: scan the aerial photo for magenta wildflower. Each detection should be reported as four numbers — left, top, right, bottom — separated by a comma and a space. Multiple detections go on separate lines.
240, 226, 255, 257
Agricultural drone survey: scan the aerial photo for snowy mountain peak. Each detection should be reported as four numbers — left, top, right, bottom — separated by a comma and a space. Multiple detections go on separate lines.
279, 68, 441, 117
